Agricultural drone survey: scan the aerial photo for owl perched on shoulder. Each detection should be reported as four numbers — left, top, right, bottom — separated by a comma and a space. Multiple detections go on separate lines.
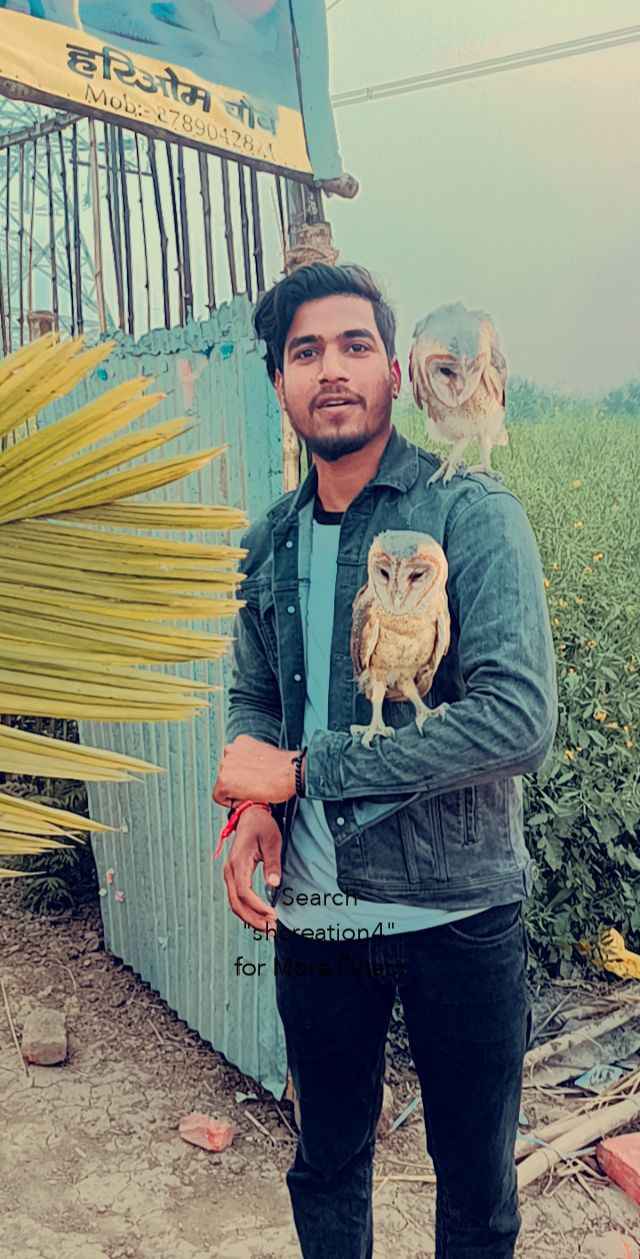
409, 301, 508, 485
350, 531, 450, 749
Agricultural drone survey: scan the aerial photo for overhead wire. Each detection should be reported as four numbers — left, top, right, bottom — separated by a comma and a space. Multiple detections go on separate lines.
331, 24, 640, 107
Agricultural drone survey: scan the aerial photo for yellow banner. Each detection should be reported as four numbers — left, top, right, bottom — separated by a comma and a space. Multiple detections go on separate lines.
0, 10, 311, 175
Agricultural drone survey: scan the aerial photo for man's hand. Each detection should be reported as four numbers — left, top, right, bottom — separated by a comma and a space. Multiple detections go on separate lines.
212, 735, 299, 807
222, 806, 282, 934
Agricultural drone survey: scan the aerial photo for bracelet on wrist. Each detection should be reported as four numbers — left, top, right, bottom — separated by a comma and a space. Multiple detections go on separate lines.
292, 747, 307, 798
214, 800, 271, 861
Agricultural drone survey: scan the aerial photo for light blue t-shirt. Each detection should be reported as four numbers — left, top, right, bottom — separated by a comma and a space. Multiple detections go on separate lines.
277, 501, 487, 938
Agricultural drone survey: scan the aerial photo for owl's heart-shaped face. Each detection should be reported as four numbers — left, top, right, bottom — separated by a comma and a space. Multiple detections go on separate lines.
367, 533, 447, 615
426, 354, 485, 408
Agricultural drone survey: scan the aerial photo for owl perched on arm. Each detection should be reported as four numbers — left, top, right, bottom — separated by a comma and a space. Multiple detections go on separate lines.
409, 301, 508, 485
349, 532, 450, 749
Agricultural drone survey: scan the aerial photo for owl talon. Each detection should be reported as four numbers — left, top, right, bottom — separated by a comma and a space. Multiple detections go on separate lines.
465, 464, 504, 482
428, 459, 463, 486
415, 702, 449, 733
350, 722, 396, 749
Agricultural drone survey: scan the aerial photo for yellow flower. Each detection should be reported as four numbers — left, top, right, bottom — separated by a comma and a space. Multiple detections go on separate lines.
575, 596, 584, 604
623, 724, 632, 733
568, 667, 576, 675
572, 480, 582, 489
574, 520, 584, 529
606, 722, 619, 730
593, 552, 604, 562
626, 740, 635, 750
594, 710, 607, 722
585, 640, 597, 649
564, 748, 576, 761
551, 563, 561, 571
583, 565, 593, 575
558, 599, 568, 608
552, 616, 561, 627
544, 577, 551, 589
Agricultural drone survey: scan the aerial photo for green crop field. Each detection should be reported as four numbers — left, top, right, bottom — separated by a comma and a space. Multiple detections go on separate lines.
396, 408, 640, 974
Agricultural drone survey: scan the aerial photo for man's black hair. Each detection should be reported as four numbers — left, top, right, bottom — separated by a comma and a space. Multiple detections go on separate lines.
253, 263, 397, 383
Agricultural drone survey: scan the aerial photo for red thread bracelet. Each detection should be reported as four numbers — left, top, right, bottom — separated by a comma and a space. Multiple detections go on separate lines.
213, 800, 271, 860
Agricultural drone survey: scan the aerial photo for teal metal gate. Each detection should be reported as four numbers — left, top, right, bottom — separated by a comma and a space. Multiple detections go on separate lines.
39, 297, 289, 1096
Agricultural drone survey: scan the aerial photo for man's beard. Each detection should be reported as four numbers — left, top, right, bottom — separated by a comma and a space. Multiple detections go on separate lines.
286, 387, 393, 464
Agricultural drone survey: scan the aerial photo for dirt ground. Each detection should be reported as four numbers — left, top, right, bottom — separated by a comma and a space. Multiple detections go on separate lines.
1, 883, 639, 1259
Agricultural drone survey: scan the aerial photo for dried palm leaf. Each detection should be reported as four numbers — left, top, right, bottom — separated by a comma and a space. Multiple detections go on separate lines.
0, 334, 249, 875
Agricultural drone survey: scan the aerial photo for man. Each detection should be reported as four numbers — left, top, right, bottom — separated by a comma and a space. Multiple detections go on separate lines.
213, 263, 557, 1258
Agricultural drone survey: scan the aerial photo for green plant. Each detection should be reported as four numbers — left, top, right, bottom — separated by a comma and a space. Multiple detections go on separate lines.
396, 405, 640, 976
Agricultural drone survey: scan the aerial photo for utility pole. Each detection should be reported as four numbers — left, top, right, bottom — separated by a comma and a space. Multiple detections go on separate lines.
283, 179, 338, 274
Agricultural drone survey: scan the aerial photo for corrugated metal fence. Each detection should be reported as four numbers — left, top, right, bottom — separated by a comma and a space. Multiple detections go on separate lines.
38, 297, 289, 1097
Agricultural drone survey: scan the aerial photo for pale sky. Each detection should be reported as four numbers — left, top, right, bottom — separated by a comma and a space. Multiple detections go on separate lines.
326, 1, 639, 394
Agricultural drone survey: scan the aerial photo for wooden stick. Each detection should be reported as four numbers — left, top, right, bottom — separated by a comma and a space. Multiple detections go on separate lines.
44, 135, 59, 333
519, 1065, 640, 1162
117, 127, 135, 337
531, 992, 573, 1040
134, 133, 151, 332
237, 162, 252, 301
27, 137, 37, 331
373, 1173, 437, 1184
516, 1111, 585, 1161
177, 145, 193, 322
372, 1174, 390, 1199
17, 142, 25, 346
525, 1002, 640, 1072
109, 125, 126, 330
88, 121, 107, 334
0, 977, 29, 1078
220, 158, 238, 296
5, 148, 12, 351
198, 150, 215, 315
147, 138, 170, 329
57, 130, 75, 335
71, 123, 84, 334
244, 1109, 277, 1143
165, 143, 184, 324
103, 123, 124, 331
250, 165, 265, 295
274, 1101, 296, 1138
0, 216, 7, 356
517, 1095, 640, 1189
275, 174, 287, 264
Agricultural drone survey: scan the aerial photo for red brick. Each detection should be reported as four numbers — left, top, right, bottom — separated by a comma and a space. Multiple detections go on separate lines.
179, 1111, 235, 1152
596, 1133, 640, 1207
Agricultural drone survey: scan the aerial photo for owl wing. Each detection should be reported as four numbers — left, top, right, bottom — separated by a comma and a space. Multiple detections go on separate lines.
484, 342, 508, 408
415, 604, 451, 698
350, 584, 380, 676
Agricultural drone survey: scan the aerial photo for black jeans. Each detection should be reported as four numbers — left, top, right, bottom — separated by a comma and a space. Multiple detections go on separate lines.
274, 900, 533, 1259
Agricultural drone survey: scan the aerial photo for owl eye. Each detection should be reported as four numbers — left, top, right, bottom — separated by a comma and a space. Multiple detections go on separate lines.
409, 571, 425, 583
440, 367, 455, 378
378, 567, 390, 580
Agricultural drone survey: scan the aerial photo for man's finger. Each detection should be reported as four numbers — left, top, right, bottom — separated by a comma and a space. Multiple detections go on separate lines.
260, 833, 282, 888
223, 860, 277, 933
223, 870, 274, 934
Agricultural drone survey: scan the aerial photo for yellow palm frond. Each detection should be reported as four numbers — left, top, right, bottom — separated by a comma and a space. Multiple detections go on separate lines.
0, 333, 249, 876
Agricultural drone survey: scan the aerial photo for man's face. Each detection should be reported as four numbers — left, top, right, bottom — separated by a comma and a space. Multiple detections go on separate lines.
274, 295, 401, 463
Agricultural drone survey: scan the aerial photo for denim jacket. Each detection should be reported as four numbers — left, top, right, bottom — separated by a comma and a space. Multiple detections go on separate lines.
226, 426, 558, 911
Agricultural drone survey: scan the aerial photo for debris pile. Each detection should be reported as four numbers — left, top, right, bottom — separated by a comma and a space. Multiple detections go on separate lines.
516, 979, 640, 1203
